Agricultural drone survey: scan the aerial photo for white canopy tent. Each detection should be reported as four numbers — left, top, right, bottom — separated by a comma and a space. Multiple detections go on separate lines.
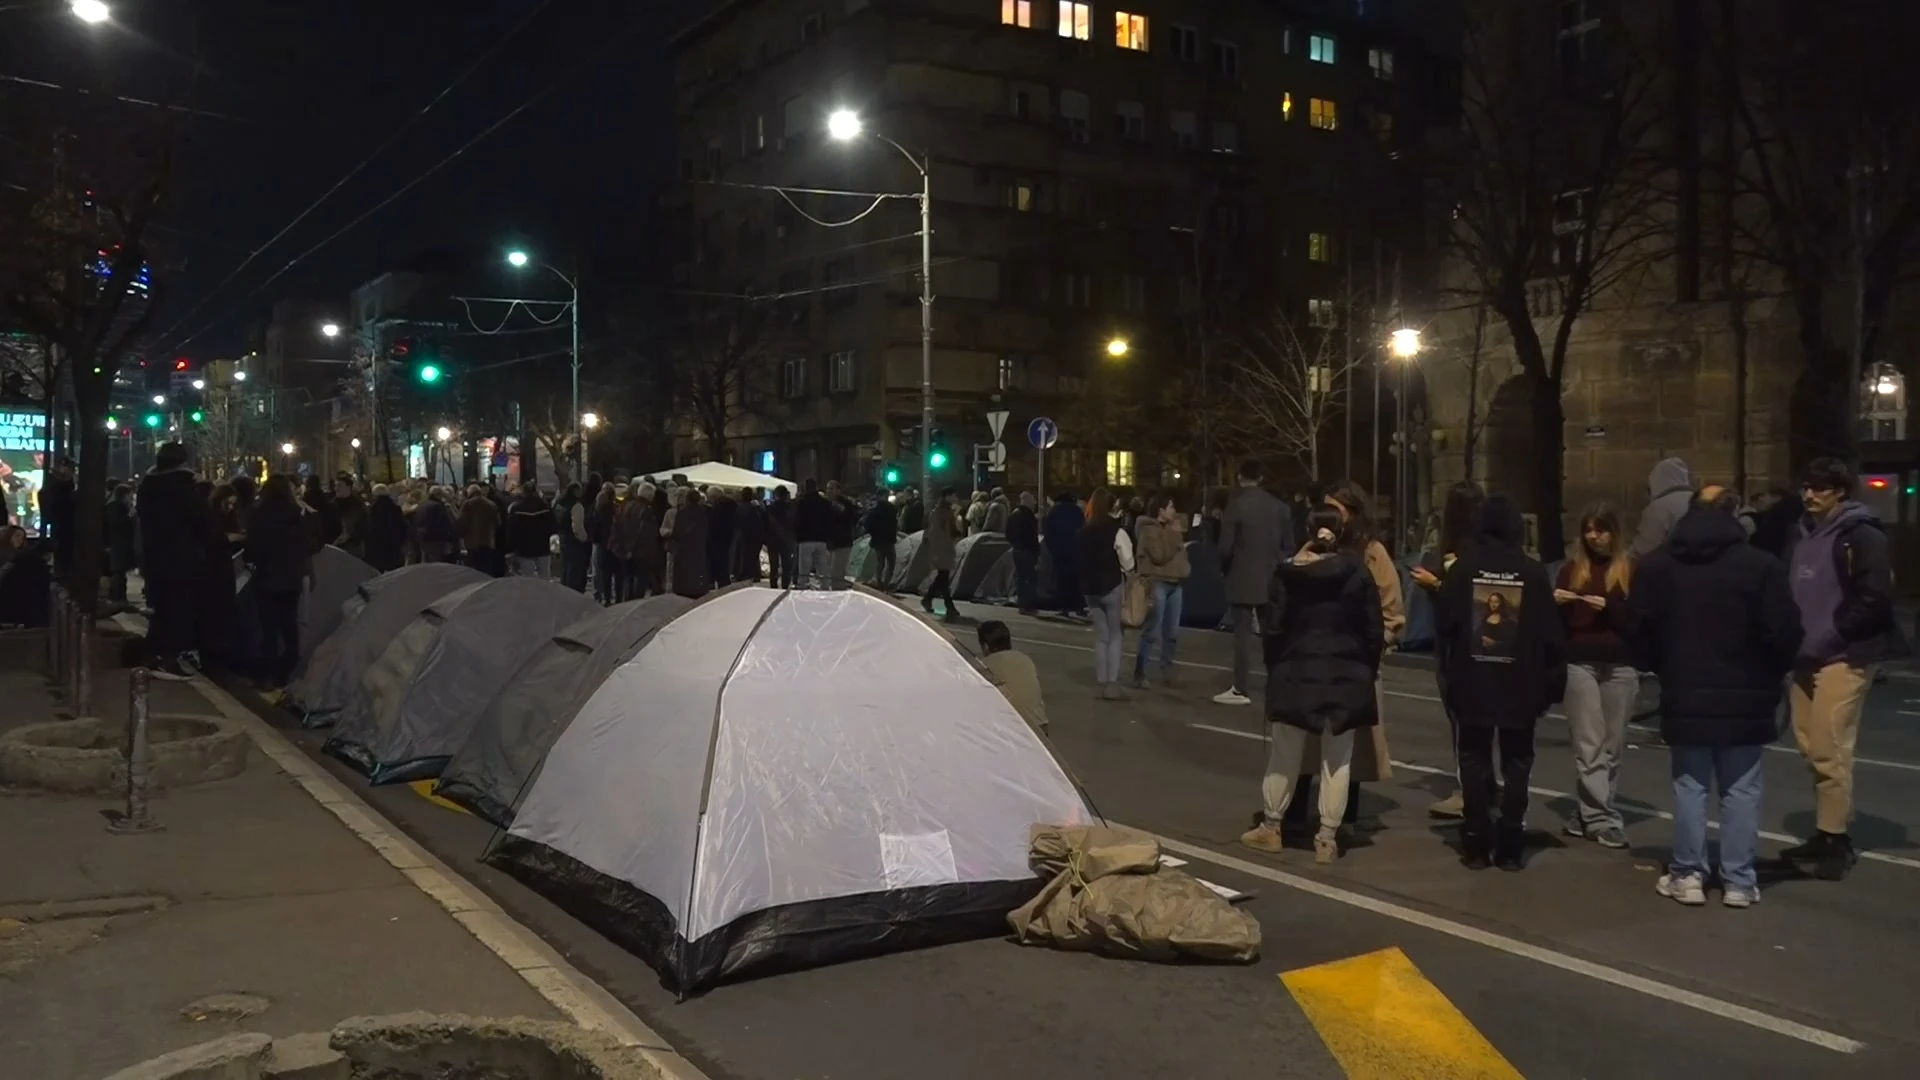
639, 461, 796, 494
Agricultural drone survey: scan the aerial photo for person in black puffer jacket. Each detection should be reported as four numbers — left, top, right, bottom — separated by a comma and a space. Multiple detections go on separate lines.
1631, 489, 1802, 907
1240, 506, 1383, 864
137, 442, 212, 679
245, 475, 314, 688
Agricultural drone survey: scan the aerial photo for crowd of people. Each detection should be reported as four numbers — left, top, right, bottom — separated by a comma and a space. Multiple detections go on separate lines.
1233, 454, 1900, 909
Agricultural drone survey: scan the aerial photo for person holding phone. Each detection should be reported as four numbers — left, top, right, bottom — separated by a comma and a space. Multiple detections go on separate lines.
1555, 504, 1638, 849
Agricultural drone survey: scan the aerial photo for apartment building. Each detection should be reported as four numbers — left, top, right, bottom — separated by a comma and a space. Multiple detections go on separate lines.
669, 0, 1450, 490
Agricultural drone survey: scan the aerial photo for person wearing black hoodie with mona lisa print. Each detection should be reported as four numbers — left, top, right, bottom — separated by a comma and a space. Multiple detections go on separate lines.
1436, 494, 1567, 872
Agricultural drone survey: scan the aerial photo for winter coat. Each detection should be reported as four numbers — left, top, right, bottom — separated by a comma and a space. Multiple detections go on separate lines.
1042, 501, 1082, 556
457, 496, 500, 552
793, 492, 833, 545
366, 496, 408, 572
765, 497, 794, 547
1436, 497, 1568, 729
706, 495, 737, 569
609, 497, 651, 559
136, 466, 210, 583
1006, 505, 1040, 552
1134, 516, 1190, 583
1789, 501, 1907, 667
1075, 518, 1131, 599
1631, 504, 1803, 746
105, 498, 138, 574
0, 547, 51, 627
1262, 551, 1383, 736
733, 500, 766, 579
245, 500, 313, 595
899, 499, 926, 535
827, 496, 857, 549
1218, 483, 1293, 607
1628, 457, 1694, 559
507, 496, 556, 559
669, 501, 710, 597
333, 495, 368, 558
983, 497, 1010, 534
924, 501, 959, 572
864, 499, 899, 548
416, 498, 459, 559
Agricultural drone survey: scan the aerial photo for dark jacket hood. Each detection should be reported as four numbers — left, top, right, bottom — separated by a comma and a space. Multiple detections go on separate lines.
1473, 494, 1525, 547
1666, 504, 1748, 563
1648, 457, 1692, 497
1806, 499, 1876, 540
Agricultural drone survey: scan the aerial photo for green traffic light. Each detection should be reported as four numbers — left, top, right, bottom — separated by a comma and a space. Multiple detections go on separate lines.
928, 450, 948, 469
143, 413, 162, 429
189, 410, 205, 423
418, 363, 442, 384
883, 467, 902, 485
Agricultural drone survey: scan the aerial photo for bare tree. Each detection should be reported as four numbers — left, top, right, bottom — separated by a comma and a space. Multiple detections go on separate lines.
1223, 309, 1369, 481
1450, 297, 1495, 486
1443, 1, 1668, 555
667, 296, 778, 463
1704, 0, 1920, 462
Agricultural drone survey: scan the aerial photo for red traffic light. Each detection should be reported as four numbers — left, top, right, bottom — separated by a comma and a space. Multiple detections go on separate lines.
173, 358, 189, 371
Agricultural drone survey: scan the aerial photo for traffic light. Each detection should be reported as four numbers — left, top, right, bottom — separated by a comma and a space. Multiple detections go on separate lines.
881, 464, 903, 486
927, 428, 949, 471
416, 362, 442, 384
142, 412, 162, 429
188, 409, 205, 424
173, 358, 189, 372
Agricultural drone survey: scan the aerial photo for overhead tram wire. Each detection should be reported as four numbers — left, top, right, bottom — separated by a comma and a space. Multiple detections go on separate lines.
157, 5, 656, 355
146, 0, 559, 352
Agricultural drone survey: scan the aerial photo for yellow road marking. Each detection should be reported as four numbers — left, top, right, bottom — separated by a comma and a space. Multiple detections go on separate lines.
1281, 947, 1524, 1079
408, 779, 472, 816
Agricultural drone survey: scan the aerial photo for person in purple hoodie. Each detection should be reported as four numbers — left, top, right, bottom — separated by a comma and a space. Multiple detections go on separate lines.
1784, 458, 1906, 881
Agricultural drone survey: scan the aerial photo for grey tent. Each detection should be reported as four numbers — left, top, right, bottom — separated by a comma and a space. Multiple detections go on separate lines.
488, 585, 1095, 992
232, 544, 377, 674
972, 548, 1056, 606
323, 576, 596, 784
950, 533, 1008, 600
884, 530, 932, 592
290, 563, 485, 724
436, 594, 697, 826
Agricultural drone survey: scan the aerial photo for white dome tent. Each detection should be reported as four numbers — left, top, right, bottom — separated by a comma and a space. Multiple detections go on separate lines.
487, 585, 1094, 992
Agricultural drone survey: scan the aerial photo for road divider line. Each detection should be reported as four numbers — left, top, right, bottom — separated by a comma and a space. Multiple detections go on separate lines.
1281, 947, 1526, 1078
1135, 829, 1867, 1054
1184, 722, 1920, 872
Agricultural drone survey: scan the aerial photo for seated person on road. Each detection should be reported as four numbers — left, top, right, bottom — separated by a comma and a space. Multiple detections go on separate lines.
979, 620, 1048, 736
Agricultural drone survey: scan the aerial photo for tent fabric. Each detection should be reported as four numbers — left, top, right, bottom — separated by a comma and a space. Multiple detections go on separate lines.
951, 533, 1008, 600
490, 586, 1095, 991
290, 562, 485, 723
234, 545, 379, 676
972, 549, 1057, 606
881, 531, 931, 592
324, 576, 597, 784
436, 593, 698, 826
639, 461, 796, 494
846, 534, 914, 588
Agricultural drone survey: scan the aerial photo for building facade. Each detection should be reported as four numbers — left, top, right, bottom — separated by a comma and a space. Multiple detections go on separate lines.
669, 0, 1453, 492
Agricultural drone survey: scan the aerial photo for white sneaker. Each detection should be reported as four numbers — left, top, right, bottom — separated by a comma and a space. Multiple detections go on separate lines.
1722, 886, 1760, 909
1656, 873, 1707, 906
1212, 688, 1252, 706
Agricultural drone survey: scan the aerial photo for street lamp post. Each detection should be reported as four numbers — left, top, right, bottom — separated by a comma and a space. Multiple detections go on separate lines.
828, 109, 934, 507
506, 249, 581, 481
1389, 328, 1422, 555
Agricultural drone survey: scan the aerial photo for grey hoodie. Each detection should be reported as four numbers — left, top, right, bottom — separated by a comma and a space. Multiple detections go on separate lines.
1628, 457, 1694, 559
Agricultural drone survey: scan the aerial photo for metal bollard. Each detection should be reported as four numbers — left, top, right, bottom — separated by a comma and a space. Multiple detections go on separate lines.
44, 582, 58, 675
106, 666, 164, 834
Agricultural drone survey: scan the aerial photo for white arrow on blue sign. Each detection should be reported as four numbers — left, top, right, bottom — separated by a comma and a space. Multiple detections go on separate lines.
1027, 416, 1058, 450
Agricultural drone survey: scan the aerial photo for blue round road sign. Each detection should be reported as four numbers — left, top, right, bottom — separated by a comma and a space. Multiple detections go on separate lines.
1028, 416, 1058, 450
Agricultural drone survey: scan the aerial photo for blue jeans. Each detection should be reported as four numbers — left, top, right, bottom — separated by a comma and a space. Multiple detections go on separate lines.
1133, 580, 1183, 676
1087, 585, 1124, 685
1669, 744, 1765, 891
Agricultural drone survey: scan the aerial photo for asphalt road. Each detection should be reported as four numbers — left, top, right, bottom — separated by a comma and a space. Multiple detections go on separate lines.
253, 598, 1920, 1080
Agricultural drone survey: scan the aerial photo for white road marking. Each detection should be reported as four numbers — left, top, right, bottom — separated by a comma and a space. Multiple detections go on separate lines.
1131, 828, 1868, 1054
1183, 721, 1920, 872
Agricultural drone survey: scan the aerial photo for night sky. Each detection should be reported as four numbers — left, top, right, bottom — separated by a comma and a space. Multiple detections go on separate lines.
3, 0, 684, 356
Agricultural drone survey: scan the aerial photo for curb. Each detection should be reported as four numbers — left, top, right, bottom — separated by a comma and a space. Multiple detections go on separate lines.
175, 670, 711, 1080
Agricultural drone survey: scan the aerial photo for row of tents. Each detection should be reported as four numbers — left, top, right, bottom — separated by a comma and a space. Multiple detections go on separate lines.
277, 554, 1096, 991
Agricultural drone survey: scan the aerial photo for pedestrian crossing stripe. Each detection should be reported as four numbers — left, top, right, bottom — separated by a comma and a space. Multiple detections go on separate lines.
1281, 947, 1524, 1079
408, 779, 472, 816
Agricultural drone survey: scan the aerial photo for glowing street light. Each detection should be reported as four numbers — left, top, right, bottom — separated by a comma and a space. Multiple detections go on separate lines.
580, 412, 600, 430
191, 378, 205, 391
505, 249, 530, 268
1105, 337, 1130, 359
350, 437, 361, 449
70, 1, 109, 24
434, 425, 452, 442
151, 393, 165, 405
104, 417, 117, 431
280, 441, 295, 456
1390, 327, 1422, 359
320, 321, 341, 338
826, 108, 864, 141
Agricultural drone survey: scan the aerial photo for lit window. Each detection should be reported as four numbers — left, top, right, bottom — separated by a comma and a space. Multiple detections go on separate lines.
1309, 97, 1338, 130
828, 350, 857, 392
757, 449, 777, 473
1114, 11, 1147, 51
1105, 450, 1136, 486
1308, 232, 1333, 263
1370, 47, 1394, 80
1308, 298, 1336, 328
1170, 110, 1197, 148
1309, 33, 1336, 64
1001, 0, 1032, 28
1007, 180, 1035, 211
1213, 39, 1239, 78
1171, 24, 1198, 61
1114, 101, 1145, 140
1058, 1, 1089, 40
1282, 92, 1293, 121
998, 356, 1014, 389
781, 356, 808, 398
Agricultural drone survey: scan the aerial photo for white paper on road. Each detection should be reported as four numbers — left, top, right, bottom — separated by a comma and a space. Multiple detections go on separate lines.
1159, 854, 1247, 903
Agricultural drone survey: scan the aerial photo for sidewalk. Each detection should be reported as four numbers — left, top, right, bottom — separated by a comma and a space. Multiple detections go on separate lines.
0, 659, 571, 1079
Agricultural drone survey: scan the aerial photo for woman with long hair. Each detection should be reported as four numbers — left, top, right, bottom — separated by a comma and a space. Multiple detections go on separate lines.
1075, 488, 1135, 699
1412, 481, 1486, 819
1555, 503, 1638, 848
1241, 506, 1384, 863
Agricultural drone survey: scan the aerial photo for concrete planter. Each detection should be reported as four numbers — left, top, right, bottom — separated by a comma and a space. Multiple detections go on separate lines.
0, 715, 248, 794
98, 1013, 663, 1080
